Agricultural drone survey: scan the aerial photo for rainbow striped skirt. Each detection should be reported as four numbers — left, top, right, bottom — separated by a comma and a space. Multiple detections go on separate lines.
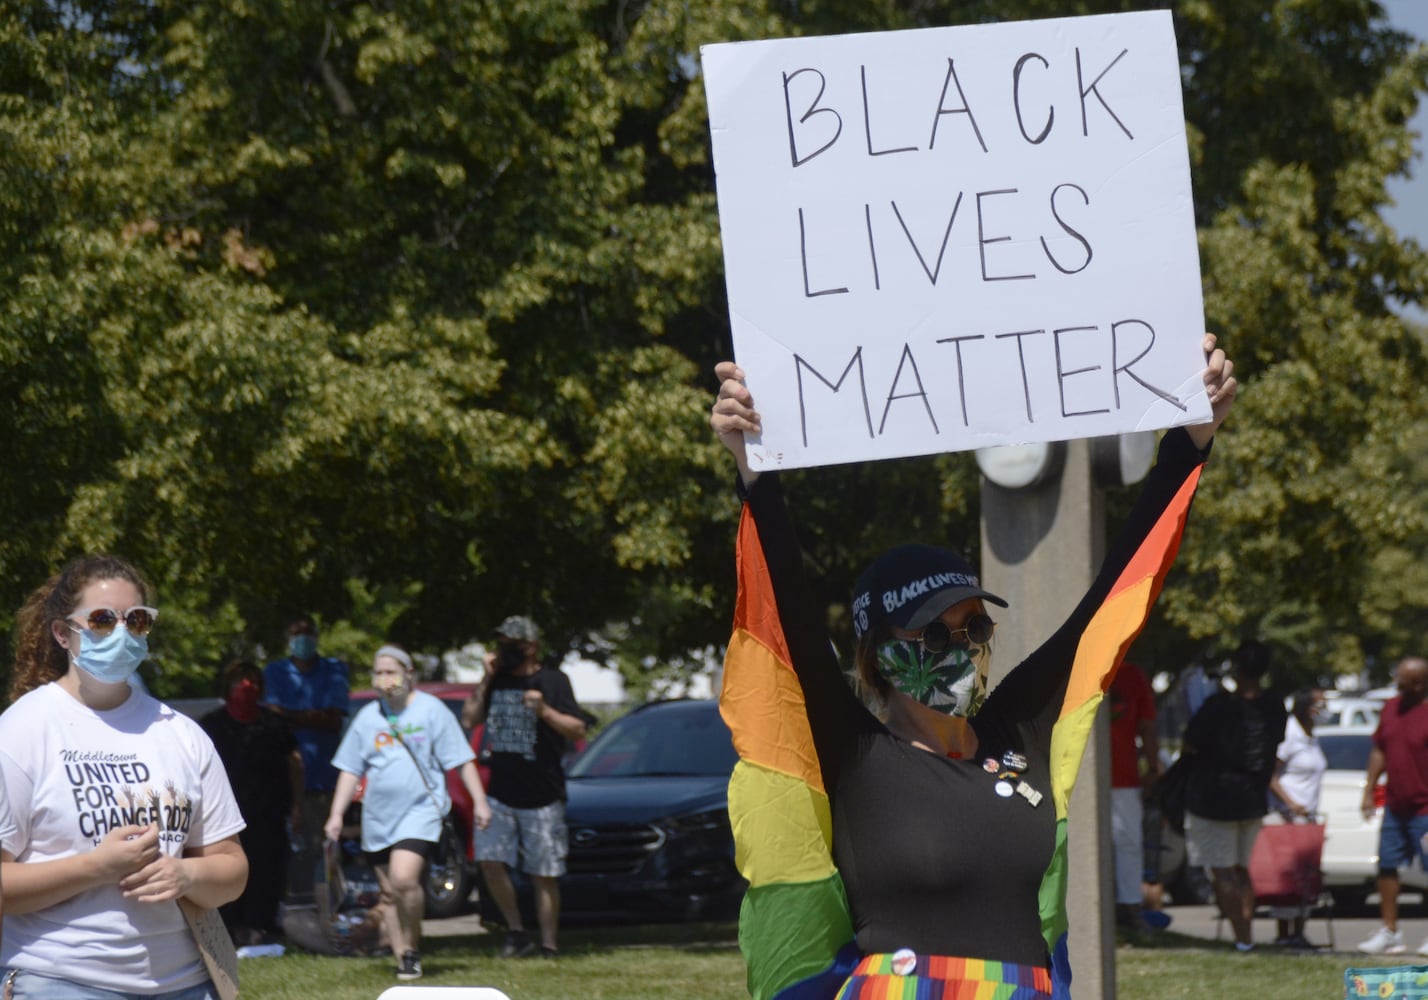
834, 952, 1053, 1000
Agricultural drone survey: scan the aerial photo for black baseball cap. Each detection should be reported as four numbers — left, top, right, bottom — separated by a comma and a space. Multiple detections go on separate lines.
851, 544, 1008, 640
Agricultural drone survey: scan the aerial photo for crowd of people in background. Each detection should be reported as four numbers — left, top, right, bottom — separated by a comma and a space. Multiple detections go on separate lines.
1144, 645, 1428, 958
0, 553, 1424, 993
0, 576, 588, 991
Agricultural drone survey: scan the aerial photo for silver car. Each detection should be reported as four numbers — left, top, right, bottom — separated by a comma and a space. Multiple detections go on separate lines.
1318, 697, 1383, 729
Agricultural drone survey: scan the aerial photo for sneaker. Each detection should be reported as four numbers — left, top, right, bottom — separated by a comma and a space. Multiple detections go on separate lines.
1141, 909, 1172, 931
1417, 937, 1428, 957
396, 950, 422, 980
500, 930, 536, 959
1358, 926, 1406, 954
1234, 941, 1254, 954
539, 946, 559, 959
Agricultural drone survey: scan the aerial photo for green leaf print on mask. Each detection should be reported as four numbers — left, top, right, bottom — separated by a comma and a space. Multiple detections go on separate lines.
877, 640, 989, 717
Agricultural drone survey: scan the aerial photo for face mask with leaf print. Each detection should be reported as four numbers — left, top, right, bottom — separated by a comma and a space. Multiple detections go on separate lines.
876, 639, 990, 717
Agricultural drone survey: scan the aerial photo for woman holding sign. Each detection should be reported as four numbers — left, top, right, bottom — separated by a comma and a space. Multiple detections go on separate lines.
711, 334, 1235, 999
0, 555, 248, 1000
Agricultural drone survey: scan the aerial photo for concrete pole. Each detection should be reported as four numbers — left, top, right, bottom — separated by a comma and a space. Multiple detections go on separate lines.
980, 438, 1115, 1000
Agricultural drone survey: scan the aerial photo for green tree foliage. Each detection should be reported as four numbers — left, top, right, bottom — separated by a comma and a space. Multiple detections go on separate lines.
1170, 1, 1428, 680
1, 0, 1424, 696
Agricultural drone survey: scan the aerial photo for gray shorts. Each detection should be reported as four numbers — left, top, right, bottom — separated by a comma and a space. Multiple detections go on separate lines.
474, 799, 568, 878
1186, 812, 1263, 869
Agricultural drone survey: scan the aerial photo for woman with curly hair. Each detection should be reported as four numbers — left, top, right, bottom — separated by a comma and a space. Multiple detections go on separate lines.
0, 555, 248, 1000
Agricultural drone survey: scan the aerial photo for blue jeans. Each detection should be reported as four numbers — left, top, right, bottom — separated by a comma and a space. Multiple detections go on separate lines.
1377, 810, 1428, 872
3, 969, 216, 1000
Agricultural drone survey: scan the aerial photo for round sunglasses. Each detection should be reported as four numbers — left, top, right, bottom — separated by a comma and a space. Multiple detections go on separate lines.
917, 613, 996, 652
69, 606, 159, 638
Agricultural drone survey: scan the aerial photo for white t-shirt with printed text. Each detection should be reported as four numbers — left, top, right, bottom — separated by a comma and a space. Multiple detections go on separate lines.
0, 682, 246, 993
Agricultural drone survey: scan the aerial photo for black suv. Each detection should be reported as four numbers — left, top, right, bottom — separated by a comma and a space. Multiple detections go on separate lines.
560, 698, 745, 921
480, 698, 746, 923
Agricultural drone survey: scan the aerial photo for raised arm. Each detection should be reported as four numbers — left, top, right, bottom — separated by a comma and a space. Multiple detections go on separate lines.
524, 688, 587, 743
461, 666, 497, 729
985, 333, 1238, 731
1185, 334, 1238, 451
710, 362, 870, 782
711, 361, 761, 490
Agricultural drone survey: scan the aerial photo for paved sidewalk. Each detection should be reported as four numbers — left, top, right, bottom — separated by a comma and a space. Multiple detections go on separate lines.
1130, 899, 1428, 955
424, 909, 490, 938
420, 895, 1428, 956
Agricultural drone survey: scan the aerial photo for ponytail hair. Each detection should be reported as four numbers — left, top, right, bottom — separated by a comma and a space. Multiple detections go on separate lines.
10, 555, 149, 703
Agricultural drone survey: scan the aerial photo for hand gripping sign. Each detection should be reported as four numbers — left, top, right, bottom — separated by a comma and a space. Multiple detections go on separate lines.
702, 11, 1211, 472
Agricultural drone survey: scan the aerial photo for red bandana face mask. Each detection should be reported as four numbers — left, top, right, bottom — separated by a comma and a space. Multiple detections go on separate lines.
225, 679, 261, 723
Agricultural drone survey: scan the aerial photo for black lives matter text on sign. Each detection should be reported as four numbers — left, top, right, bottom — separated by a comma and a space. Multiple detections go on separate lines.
703, 11, 1209, 470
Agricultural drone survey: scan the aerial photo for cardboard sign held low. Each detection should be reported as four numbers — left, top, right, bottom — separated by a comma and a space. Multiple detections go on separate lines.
179, 897, 240, 1000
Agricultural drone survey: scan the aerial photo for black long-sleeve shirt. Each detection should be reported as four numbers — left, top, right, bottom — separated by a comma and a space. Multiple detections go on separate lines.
741, 427, 1207, 966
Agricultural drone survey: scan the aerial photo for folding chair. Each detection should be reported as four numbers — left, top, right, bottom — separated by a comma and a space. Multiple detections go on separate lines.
1211, 820, 1334, 948
1246, 820, 1334, 948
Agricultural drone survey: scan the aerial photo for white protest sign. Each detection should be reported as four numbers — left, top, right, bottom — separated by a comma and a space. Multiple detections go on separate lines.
702, 11, 1210, 472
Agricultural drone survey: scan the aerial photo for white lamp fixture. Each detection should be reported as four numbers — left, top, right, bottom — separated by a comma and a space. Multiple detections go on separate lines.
975, 440, 1066, 490
1090, 431, 1157, 487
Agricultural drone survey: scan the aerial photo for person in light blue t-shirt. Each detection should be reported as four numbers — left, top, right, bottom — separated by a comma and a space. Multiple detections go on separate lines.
326, 645, 490, 983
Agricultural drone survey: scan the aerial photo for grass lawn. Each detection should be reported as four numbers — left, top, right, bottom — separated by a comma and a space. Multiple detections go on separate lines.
1116, 930, 1423, 999
241, 922, 749, 1000
237, 920, 1426, 998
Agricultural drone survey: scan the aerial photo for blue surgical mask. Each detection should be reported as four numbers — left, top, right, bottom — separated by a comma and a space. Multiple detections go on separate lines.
74, 626, 149, 685
288, 635, 317, 659
877, 639, 989, 717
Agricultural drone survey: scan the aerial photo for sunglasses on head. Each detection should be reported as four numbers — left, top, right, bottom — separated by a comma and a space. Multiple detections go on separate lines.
917, 613, 996, 653
69, 606, 159, 638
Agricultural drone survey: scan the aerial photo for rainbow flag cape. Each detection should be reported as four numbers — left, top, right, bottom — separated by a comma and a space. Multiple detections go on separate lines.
720, 462, 1202, 1000
1037, 465, 1202, 994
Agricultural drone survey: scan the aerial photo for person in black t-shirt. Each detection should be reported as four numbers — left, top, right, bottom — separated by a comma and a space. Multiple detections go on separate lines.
1181, 639, 1287, 952
463, 615, 587, 958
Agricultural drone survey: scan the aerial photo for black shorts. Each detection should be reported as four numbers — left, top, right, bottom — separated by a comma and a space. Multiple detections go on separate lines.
365, 838, 434, 868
